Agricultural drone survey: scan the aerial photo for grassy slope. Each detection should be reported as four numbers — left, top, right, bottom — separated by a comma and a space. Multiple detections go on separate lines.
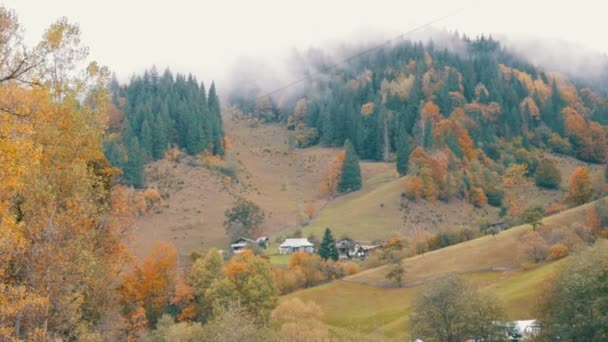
287, 202, 597, 340
300, 152, 603, 245
347, 200, 592, 287
287, 262, 564, 340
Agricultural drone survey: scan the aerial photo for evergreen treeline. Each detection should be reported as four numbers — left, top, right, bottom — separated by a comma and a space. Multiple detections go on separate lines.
234, 35, 608, 163
104, 68, 224, 187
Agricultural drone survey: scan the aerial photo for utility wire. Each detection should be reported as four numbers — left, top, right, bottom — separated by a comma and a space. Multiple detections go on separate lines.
255, 6, 468, 101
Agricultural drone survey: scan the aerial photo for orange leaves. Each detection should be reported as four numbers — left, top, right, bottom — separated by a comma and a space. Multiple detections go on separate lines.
566, 167, 592, 206
360, 102, 374, 116
469, 187, 488, 208
563, 106, 608, 163
421, 101, 442, 122
120, 242, 179, 328
319, 151, 345, 198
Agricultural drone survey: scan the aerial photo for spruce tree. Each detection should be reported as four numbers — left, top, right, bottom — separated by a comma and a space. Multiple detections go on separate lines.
338, 139, 362, 193
319, 228, 339, 261
423, 117, 434, 150
396, 134, 411, 176
140, 119, 153, 162
124, 136, 144, 188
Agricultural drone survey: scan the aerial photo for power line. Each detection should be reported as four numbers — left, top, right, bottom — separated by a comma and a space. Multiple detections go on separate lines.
255, 6, 467, 101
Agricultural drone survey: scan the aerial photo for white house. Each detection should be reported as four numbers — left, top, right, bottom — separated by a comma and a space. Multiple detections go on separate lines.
231, 236, 270, 254
230, 237, 255, 254
279, 238, 314, 255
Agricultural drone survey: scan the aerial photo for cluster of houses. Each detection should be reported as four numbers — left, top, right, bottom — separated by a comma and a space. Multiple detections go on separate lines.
230, 235, 381, 259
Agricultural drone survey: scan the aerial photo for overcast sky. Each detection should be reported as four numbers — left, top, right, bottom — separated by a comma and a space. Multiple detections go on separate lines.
4, 0, 607, 85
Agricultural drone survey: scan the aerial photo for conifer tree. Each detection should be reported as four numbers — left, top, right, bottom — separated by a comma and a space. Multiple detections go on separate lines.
140, 119, 153, 162
125, 135, 144, 188
423, 117, 434, 150
319, 228, 339, 261
396, 134, 411, 176
338, 139, 362, 193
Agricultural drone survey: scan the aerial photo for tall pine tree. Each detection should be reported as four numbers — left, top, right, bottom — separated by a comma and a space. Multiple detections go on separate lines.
338, 139, 362, 193
396, 134, 411, 176
319, 228, 339, 261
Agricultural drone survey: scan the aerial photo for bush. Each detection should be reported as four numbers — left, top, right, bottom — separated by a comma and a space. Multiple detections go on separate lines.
535, 158, 561, 189
485, 187, 504, 207
548, 243, 569, 260
520, 231, 549, 263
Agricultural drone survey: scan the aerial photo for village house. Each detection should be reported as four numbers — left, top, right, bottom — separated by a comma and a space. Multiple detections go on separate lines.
335, 239, 382, 259
230, 236, 269, 254
355, 244, 382, 259
278, 238, 315, 255
335, 239, 357, 259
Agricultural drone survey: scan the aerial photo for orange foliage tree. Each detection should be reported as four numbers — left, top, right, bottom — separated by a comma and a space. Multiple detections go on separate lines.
566, 167, 593, 206
0, 8, 132, 340
119, 242, 179, 330
319, 151, 346, 198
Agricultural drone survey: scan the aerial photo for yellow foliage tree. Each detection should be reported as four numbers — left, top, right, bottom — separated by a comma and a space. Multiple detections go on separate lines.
0, 7, 131, 340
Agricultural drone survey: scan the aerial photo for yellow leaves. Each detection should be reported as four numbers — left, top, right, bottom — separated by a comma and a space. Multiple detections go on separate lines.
502, 164, 528, 187
380, 72, 414, 101
519, 96, 540, 121
45, 23, 65, 49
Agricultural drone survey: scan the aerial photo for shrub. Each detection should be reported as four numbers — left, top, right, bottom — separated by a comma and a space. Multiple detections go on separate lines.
548, 243, 569, 260
535, 158, 561, 189
520, 231, 549, 263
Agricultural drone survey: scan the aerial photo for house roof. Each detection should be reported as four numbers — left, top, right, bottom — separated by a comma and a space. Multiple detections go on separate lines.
232, 237, 255, 244
280, 238, 314, 248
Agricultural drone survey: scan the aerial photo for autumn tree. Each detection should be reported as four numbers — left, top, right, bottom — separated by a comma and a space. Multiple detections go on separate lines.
222, 251, 278, 325
120, 242, 179, 328
410, 276, 507, 342
287, 252, 324, 288
539, 243, 608, 340
319, 228, 339, 261
319, 150, 345, 198
224, 197, 265, 243
338, 139, 362, 193
0, 8, 132, 340
535, 158, 561, 189
190, 249, 224, 322
566, 167, 593, 206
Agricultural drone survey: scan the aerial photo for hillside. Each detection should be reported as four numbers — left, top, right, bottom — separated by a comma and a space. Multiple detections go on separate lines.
130, 118, 378, 258
299, 153, 603, 244
130, 117, 603, 259
287, 202, 604, 340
